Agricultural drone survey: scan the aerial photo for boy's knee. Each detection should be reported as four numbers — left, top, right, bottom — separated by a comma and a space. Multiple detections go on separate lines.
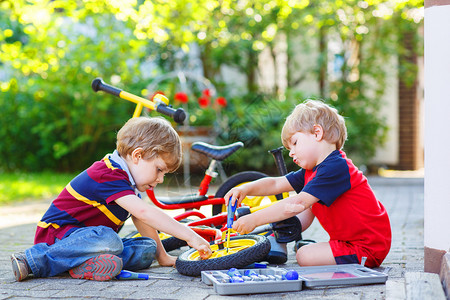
295, 245, 315, 266
296, 242, 337, 266
296, 246, 306, 266
92, 226, 124, 254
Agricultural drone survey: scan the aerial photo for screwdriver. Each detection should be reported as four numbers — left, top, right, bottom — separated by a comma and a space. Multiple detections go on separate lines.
115, 270, 172, 280
226, 197, 238, 252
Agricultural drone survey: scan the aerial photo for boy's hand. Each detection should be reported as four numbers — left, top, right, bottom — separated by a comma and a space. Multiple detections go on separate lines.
187, 236, 212, 260
224, 186, 248, 206
197, 244, 212, 260
231, 215, 256, 234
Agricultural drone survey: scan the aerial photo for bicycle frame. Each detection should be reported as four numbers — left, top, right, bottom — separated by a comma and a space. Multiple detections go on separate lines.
146, 145, 289, 222
145, 156, 228, 213
172, 201, 293, 244
92, 78, 288, 220
146, 190, 224, 211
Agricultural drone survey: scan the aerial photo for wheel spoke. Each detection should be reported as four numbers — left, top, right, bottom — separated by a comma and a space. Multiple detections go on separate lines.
187, 238, 257, 260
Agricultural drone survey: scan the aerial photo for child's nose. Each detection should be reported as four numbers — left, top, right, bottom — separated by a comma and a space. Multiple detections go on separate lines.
157, 174, 164, 184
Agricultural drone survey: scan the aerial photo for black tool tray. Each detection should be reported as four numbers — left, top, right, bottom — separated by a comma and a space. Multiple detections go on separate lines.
201, 264, 387, 295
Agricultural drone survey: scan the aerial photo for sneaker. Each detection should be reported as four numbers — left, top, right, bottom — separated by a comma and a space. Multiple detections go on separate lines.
69, 254, 122, 281
293, 239, 316, 252
11, 252, 32, 281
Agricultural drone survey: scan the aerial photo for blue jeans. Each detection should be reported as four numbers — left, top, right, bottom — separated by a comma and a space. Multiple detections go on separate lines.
25, 226, 156, 278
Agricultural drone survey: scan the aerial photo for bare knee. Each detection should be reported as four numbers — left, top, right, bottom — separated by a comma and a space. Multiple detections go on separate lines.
296, 242, 336, 266
296, 245, 315, 266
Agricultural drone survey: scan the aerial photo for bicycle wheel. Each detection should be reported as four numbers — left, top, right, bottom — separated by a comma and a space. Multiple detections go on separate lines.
124, 231, 187, 252
159, 233, 188, 252
176, 235, 270, 276
212, 171, 283, 215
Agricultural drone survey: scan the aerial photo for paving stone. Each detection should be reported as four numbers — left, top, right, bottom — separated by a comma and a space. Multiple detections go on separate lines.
405, 272, 446, 300
0, 177, 436, 299
0, 289, 60, 298
126, 285, 181, 298
386, 278, 406, 300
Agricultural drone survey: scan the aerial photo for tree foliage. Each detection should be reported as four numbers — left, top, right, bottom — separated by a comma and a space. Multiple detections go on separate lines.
0, 0, 423, 173
0, 1, 148, 171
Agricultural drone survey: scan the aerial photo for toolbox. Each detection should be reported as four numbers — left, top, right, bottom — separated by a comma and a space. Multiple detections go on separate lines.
201, 264, 388, 295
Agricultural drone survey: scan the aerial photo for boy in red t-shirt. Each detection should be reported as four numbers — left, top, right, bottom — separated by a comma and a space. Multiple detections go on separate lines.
225, 100, 391, 267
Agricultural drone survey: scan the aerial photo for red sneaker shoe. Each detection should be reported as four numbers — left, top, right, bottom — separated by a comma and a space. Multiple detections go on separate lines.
69, 254, 122, 281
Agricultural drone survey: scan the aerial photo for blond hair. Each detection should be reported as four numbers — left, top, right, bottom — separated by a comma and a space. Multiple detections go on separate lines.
281, 100, 347, 149
117, 117, 182, 172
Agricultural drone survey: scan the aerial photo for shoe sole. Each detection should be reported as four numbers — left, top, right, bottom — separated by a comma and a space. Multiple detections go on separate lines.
11, 253, 29, 282
69, 254, 122, 281
265, 251, 288, 264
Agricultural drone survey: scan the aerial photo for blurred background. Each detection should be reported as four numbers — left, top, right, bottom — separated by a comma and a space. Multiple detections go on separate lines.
0, 0, 423, 202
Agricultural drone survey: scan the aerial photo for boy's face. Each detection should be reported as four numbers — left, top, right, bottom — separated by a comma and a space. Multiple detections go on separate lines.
130, 156, 169, 192
287, 131, 320, 170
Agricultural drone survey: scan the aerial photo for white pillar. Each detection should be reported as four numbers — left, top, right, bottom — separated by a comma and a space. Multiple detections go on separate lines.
424, 1, 450, 273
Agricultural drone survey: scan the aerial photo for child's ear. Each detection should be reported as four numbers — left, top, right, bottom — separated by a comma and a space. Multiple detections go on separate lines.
313, 125, 324, 141
131, 148, 143, 163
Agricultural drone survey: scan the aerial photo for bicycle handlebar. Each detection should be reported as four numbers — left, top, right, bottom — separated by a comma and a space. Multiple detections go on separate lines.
91, 78, 186, 124
156, 104, 186, 124
92, 78, 121, 96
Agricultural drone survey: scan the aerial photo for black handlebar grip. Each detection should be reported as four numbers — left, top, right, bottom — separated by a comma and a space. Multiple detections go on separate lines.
91, 78, 122, 97
156, 105, 186, 125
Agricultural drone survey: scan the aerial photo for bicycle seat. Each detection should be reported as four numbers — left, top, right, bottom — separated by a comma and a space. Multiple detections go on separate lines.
191, 141, 244, 161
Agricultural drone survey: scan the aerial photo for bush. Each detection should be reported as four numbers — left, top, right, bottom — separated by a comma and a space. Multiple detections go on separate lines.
0, 9, 148, 172
217, 91, 387, 175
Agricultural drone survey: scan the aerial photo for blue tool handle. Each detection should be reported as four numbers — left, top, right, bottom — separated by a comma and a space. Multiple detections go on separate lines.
116, 270, 149, 280
227, 197, 238, 229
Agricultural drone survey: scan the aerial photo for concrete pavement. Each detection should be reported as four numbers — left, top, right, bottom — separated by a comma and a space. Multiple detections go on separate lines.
0, 176, 444, 299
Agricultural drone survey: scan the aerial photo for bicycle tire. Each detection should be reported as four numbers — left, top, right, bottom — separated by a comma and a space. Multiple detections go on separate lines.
176, 235, 270, 276
213, 171, 283, 215
123, 231, 187, 252
162, 236, 188, 252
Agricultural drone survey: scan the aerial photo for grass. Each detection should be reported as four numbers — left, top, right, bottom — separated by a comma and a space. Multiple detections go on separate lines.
0, 172, 76, 205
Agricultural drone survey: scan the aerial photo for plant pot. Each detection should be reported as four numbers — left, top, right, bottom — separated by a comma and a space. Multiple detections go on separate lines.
177, 126, 218, 173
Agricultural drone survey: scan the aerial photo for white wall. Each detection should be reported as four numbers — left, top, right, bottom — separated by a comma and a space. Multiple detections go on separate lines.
424, 4, 450, 251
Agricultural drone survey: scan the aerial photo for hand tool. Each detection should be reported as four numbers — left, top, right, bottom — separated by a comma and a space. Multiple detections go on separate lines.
226, 197, 238, 252
115, 270, 172, 280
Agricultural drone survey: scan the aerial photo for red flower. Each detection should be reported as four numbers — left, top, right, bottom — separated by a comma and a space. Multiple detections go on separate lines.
198, 96, 210, 108
215, 97, 227, 107
202, 89, 211, 98
149, 90, 165, 100
174, 92, 189, 103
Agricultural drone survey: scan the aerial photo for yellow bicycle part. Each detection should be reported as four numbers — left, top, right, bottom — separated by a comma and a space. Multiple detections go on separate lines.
226, 229, 231, 252
130, 232, 142, 238
217, 183, 286, 214
158, 232, 172, 240
187, 238, 257, 261
116, 90, 169, 118
242, 195, 277, 207
129, 232, 172, 240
